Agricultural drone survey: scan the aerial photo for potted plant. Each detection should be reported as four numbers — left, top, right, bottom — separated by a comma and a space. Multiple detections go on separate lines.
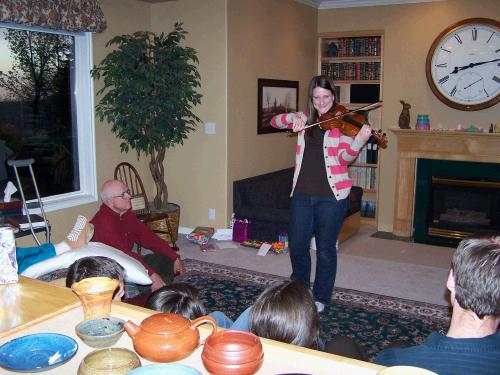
91, 22, 202, 239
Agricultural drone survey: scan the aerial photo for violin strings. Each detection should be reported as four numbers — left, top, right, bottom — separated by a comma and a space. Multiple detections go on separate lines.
304, 101, 382, 129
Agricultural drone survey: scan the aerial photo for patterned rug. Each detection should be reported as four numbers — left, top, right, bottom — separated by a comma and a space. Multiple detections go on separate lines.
177, 258, 451, 361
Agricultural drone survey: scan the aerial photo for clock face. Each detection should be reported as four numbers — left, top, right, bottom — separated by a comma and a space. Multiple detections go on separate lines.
426, 18, 500, 111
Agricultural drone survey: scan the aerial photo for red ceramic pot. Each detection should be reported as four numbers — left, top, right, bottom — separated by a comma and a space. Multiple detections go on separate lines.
201, 330, 264, 375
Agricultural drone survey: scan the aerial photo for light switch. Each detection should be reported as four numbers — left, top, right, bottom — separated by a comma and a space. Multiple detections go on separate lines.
204, 122, 216, 134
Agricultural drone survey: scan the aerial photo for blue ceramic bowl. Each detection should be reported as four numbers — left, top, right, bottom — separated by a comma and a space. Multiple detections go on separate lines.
127, 363, 202, 375
75, 317, 125, 348
0, 333, 78, 372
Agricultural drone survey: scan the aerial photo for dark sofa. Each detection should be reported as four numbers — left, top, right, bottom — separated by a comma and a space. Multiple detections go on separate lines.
233, 167, 363, 242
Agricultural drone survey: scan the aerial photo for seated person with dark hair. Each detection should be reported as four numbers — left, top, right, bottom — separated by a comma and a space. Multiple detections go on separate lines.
247, 280, 321, 350
66, 256, 126, 301
375, 236, 500, 374
232, 280, 366, 358
145, 283, 233, 328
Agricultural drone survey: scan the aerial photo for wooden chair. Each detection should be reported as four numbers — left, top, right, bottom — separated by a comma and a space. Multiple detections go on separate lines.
114, 162, 179, 253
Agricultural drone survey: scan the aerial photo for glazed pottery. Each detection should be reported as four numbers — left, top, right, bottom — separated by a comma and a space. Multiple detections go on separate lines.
127, 363, 202, 374
75, 317, 125, 348
0, 333, 78, 372
201, 330, 264, 375
124, 313, 217, 362
77, 347, 141, 375
72, 277, 119, 320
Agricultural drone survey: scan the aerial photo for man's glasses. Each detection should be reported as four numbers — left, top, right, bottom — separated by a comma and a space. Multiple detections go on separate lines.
112, 189, 131, 199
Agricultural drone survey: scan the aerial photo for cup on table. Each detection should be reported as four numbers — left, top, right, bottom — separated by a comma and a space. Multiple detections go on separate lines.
71, 277, 119, 320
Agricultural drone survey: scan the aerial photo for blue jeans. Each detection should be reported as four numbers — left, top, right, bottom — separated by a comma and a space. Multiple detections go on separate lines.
289, 193, 348, 305
16, 243, 56, 274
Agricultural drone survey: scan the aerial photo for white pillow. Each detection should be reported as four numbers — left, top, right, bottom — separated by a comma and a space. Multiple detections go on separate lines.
21, 242, 152, 285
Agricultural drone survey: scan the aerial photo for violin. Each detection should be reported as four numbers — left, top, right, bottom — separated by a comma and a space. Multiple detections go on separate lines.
306, 102, 388, 149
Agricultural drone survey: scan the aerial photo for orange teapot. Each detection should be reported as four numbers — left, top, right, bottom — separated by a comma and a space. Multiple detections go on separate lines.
124, 313, 217, 362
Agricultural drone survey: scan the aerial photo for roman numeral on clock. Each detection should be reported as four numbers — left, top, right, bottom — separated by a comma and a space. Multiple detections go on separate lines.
484, 89, 489, 97
454, 34, 462, 44
487, 32, 495, 44
472, 28, 477, 41
450, 86, 457, 96
439, 75, 449, 84
435, 63, 447, 68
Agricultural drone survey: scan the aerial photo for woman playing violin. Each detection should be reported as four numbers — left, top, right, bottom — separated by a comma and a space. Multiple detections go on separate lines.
270, 75, 371, 313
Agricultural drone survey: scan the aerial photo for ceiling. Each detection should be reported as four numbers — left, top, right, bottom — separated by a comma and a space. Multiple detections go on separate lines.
295, 0, 443, 9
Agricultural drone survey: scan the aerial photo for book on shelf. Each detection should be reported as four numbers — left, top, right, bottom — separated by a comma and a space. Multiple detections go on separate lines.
361, 200, 376, 218
324, 36, 381, 58
7, 214, 47, 230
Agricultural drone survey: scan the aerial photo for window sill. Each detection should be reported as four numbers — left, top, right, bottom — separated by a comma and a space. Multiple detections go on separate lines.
27, 190, 98, 213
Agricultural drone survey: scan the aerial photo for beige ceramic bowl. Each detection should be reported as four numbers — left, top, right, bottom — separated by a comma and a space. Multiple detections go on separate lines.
77, 347, 141, 375
377, 366, 438, 375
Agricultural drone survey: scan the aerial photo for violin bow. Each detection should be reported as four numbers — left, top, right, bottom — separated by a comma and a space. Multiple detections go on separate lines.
304, 101, 383, 129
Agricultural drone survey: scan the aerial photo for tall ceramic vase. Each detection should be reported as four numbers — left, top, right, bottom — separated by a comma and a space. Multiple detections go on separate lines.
71, 277, 119, 320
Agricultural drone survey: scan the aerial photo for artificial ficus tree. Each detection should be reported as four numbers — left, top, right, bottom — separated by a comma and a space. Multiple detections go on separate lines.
92, 22, 202, 209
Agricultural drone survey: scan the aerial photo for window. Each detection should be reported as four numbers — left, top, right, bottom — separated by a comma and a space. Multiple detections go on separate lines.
0, 22, 96, 211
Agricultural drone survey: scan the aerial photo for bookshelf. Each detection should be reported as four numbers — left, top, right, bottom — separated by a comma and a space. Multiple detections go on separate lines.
318, 31, 384, 222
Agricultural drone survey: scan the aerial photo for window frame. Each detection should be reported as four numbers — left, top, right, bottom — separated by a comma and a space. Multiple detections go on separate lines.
0, 22, 97, 212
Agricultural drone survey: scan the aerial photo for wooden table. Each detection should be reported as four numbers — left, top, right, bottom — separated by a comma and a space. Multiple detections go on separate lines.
0, 278, 385, 374
0, 276, 79, 339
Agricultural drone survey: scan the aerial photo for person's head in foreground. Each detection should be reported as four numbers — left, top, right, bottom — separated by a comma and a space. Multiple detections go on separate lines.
146, 283, 207, 320
448, 235, 500, 323
66, 256, 126, 301
249, 280, 320, 349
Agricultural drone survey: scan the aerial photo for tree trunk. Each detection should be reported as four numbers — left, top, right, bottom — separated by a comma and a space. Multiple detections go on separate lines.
149, 147, 168, 210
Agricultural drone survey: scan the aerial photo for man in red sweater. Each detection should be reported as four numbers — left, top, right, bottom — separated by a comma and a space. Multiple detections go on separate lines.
90, 179, 184, 291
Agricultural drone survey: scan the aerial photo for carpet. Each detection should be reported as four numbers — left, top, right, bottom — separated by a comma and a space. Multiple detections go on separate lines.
177, 258, 451, 361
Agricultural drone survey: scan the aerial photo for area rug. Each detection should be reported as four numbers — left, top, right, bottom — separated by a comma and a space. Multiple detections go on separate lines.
177, 258, 451, 361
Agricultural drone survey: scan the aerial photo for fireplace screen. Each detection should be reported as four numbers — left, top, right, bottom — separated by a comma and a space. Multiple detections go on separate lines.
428, 177, 499, 239
414, 159, 500, 247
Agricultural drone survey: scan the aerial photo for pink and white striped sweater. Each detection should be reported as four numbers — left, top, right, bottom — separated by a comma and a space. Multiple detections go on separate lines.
270, 112, 364, 200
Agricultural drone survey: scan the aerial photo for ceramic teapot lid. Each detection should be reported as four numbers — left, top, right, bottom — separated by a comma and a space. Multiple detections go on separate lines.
141, 313, 191, 335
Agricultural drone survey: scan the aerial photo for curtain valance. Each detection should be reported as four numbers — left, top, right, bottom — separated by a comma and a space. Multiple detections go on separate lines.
0, 0, 106, 33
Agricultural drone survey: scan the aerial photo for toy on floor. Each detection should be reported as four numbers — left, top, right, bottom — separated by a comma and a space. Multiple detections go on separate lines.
186, 226, 215, 251
240, 239, 288, 255
240, 240, 265, 249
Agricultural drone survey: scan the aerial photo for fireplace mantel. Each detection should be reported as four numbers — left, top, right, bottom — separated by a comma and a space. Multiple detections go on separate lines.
390, 129, 500, 237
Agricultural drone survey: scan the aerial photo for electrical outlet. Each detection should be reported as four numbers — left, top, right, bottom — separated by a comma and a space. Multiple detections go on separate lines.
208, 208, 216, 221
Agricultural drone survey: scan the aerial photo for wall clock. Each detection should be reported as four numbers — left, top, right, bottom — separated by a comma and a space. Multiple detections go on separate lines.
425, 18, 499, 111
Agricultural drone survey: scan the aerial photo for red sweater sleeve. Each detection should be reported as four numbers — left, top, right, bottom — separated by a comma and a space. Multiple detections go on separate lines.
125, 212, 179, 263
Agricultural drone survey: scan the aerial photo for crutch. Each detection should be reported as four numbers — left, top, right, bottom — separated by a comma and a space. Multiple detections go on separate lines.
7, 158, 50, 245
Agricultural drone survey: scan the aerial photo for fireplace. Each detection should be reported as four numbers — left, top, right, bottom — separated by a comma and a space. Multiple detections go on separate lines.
413, 159, 500, 247
390, 129, 500, 246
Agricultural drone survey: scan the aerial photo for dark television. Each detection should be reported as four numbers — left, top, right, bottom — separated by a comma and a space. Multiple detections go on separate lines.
350, 84, 380, 104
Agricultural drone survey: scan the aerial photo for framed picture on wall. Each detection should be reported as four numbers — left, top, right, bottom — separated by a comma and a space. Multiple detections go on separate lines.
257, 78, 299, 134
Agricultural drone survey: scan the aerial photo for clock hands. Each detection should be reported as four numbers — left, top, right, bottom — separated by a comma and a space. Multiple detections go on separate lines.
450, 58, 500, 74
463, 77, 483, 90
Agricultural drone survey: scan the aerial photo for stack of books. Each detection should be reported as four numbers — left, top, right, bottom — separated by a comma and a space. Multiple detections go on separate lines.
0, 199, 22, 218
7, 214, 46, 230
